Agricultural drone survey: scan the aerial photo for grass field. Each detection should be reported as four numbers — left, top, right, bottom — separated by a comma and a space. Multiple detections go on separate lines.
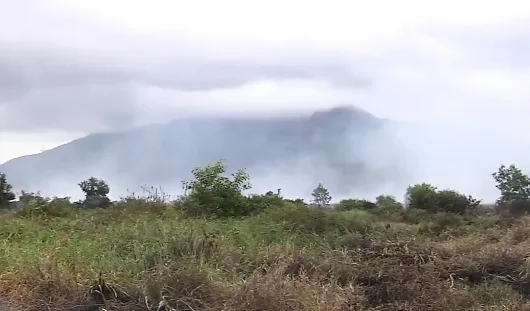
1, 198, 530, 311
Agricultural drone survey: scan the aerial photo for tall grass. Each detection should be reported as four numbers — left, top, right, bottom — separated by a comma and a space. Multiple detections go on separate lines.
1, 200, 530, 310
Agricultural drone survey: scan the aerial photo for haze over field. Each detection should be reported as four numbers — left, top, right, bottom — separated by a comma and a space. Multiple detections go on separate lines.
1, 0, 530, 202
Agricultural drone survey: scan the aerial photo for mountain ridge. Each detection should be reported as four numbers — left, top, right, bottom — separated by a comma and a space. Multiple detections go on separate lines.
0, 105, 410, 199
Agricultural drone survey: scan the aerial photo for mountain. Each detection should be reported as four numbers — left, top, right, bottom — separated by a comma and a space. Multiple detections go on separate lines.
0, 106, 412, 199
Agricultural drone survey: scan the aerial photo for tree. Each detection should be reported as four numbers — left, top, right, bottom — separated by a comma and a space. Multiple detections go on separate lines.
376, 194, 400, 207
78, 177, 111, 208
492, 164, 530, 204
79, 177, 110, 197
311, 183, 331, 207
182, 161, 253, 217
492, 164, 530, 214
0, 172, 15, 208
405, 183, 438, 210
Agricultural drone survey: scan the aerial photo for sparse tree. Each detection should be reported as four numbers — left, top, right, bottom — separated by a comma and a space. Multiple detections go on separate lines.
78, 177, 111, 208
493, 164, 530, 214
0, 172, 15, 208
311, 183, 331, 207
493, 164, 530, 204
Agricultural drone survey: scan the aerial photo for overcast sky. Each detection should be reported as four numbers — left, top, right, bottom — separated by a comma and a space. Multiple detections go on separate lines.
1, 0, 530, 164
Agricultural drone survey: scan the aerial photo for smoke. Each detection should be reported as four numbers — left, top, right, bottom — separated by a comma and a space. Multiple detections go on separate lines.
1, 104, 516, 205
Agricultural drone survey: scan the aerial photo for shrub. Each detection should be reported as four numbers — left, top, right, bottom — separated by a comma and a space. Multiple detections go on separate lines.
336, 199, 364, 211
17, 194, 75, 218
375, 195, 402, 209
406, 183, 480, 214
405, 183, 438, 210
263, 203, 375, 235
336, 199, 377, 211
181, 161, 253, 218
247, 193, 285, 212
436, 189, 481, 214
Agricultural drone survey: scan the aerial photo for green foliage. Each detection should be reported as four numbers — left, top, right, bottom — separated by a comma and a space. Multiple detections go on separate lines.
406, 183, 439, 210
78, 177, 111, 208
336, 199, 364, 211
492, 164, 530, 214
16, 193, 75, 218
311, 183, 331, 207
79, 177, 110, 197
2, 162, 530, 311
181, 161, 253, 218
373, 194, 403, 215
247, 193, 285, 212
336, 198, 376, 211
0, 172, 15, 207
284, 198, 305, 205
406, 183, 480, 214
375, 194, 401, 208
435, 189, 481, 214
262, 203, 376, 235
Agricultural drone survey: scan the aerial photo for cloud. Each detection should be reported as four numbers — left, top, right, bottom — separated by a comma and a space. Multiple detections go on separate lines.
1, 0, 529, 134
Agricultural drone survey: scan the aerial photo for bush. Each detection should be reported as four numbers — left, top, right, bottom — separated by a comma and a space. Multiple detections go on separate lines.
336, 199, 377, 211
17, 194, 75, 218
263, 203, 376, 235
375, 195, 402, 209
247, 193, 285, 212
336, 199, 364, 211
405, 183, 438, 210
406, 183, 480, 214
181, 161, 254, 218
436, 189, 481, 214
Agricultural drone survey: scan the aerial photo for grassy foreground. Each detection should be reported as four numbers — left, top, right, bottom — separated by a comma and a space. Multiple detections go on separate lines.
1, 201, 530, 311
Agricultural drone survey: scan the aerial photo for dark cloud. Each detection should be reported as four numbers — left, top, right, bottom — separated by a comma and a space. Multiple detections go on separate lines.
0, 39, 369, 133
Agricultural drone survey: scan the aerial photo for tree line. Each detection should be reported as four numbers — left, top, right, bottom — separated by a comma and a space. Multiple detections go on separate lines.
1, 162, 530, 217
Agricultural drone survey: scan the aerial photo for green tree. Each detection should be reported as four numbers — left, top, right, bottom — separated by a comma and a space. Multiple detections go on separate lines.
376, 194, 400, 207
182, 161, 252, 217
405, 183, 438, 210
311, 183, 331, 207
78, 177, 111, 208
492, 164, 530, 214
0, 172, 15, 208
492, 164, 530, 204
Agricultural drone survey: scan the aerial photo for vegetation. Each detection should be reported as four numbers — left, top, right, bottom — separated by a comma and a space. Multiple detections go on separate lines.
1, 163, 530, 310
311, 182, 331, 207
0, 172, 15, 207
79, 177, 111, 208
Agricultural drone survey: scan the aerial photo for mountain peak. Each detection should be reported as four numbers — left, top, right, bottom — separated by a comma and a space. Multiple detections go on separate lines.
0, 106, 405, 199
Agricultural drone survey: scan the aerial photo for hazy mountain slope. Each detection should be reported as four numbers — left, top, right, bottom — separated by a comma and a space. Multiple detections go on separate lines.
0, 106, 412, 199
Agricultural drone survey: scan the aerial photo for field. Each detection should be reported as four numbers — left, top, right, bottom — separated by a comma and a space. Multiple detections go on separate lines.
1, 196, 530, 311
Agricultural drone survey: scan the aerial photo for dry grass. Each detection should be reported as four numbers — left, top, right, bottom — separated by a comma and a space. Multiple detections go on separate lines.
1, 202, 530, 310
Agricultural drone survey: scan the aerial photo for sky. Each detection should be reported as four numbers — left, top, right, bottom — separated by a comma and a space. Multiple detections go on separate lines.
1, 0, 530, 200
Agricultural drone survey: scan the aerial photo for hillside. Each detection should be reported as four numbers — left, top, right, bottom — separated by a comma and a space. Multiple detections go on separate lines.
0, 105, 410, 198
